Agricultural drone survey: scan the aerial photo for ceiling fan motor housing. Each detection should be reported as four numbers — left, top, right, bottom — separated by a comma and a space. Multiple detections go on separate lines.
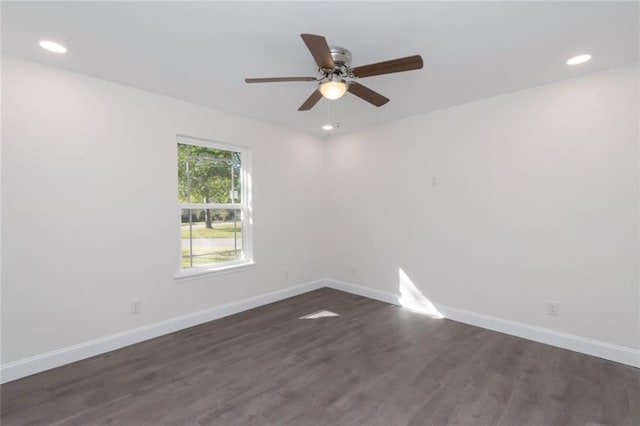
329, 46, 352, 67
328, 46, 353, 78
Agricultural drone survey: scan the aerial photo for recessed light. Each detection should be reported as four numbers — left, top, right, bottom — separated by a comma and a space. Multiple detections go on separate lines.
566, 54, 591, 66
322, 124, 334, 131
39, 40, 67, 53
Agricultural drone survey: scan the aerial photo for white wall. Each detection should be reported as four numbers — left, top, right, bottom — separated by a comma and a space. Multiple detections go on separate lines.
2, 55, 638, 372
325, 64, 639, 350
1, 56, 325, 363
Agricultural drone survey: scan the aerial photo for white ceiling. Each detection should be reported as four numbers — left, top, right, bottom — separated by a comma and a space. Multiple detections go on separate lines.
2, 1, 638, 137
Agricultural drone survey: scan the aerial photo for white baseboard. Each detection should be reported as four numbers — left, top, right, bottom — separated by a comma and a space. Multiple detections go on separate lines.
324, 279, 640, 368
3, 278, 637, 384
0, 279, 325, 384
436, 304, 640, 368
325, 278, 399, 305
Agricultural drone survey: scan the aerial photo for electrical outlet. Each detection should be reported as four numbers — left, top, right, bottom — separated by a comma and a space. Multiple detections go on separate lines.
349, 267, 356, 276
284, 270, 289, 279
546, 301, 559, 316
131, 299, 142, 314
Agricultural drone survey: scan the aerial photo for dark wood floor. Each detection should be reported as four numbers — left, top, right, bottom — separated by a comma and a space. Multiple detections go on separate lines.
2, 288, 638, 425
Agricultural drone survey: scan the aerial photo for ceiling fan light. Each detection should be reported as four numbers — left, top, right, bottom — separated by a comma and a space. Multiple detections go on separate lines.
320, 80, 347, 100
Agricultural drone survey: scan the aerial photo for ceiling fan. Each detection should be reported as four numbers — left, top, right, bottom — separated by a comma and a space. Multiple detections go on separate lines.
245, 34, 424, 111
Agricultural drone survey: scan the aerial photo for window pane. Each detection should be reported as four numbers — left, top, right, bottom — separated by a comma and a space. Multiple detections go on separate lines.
181, 208, 243, 269
178, 144, 241, 204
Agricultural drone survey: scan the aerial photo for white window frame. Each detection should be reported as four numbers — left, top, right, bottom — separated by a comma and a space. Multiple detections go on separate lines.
174, 135, 254, 282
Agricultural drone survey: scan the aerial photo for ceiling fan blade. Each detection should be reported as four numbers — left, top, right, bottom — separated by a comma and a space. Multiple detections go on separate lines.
245, 77, 317, 83
352, 55, 423, 78
347, 82, 390, 107
298, 90, 323, 111
300, 33, 335, 70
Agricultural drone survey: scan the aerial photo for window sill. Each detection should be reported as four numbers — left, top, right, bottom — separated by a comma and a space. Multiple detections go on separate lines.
174, 262, 257, 283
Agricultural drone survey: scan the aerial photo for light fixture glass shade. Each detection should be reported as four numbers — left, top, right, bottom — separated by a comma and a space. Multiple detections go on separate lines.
320, 80, 347, 100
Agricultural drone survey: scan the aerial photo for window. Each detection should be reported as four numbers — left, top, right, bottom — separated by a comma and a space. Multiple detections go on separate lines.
177, 136, 252, 275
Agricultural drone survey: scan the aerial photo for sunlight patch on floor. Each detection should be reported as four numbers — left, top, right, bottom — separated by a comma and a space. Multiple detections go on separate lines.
398, 268, 444, 318
300, 310, 340, 319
